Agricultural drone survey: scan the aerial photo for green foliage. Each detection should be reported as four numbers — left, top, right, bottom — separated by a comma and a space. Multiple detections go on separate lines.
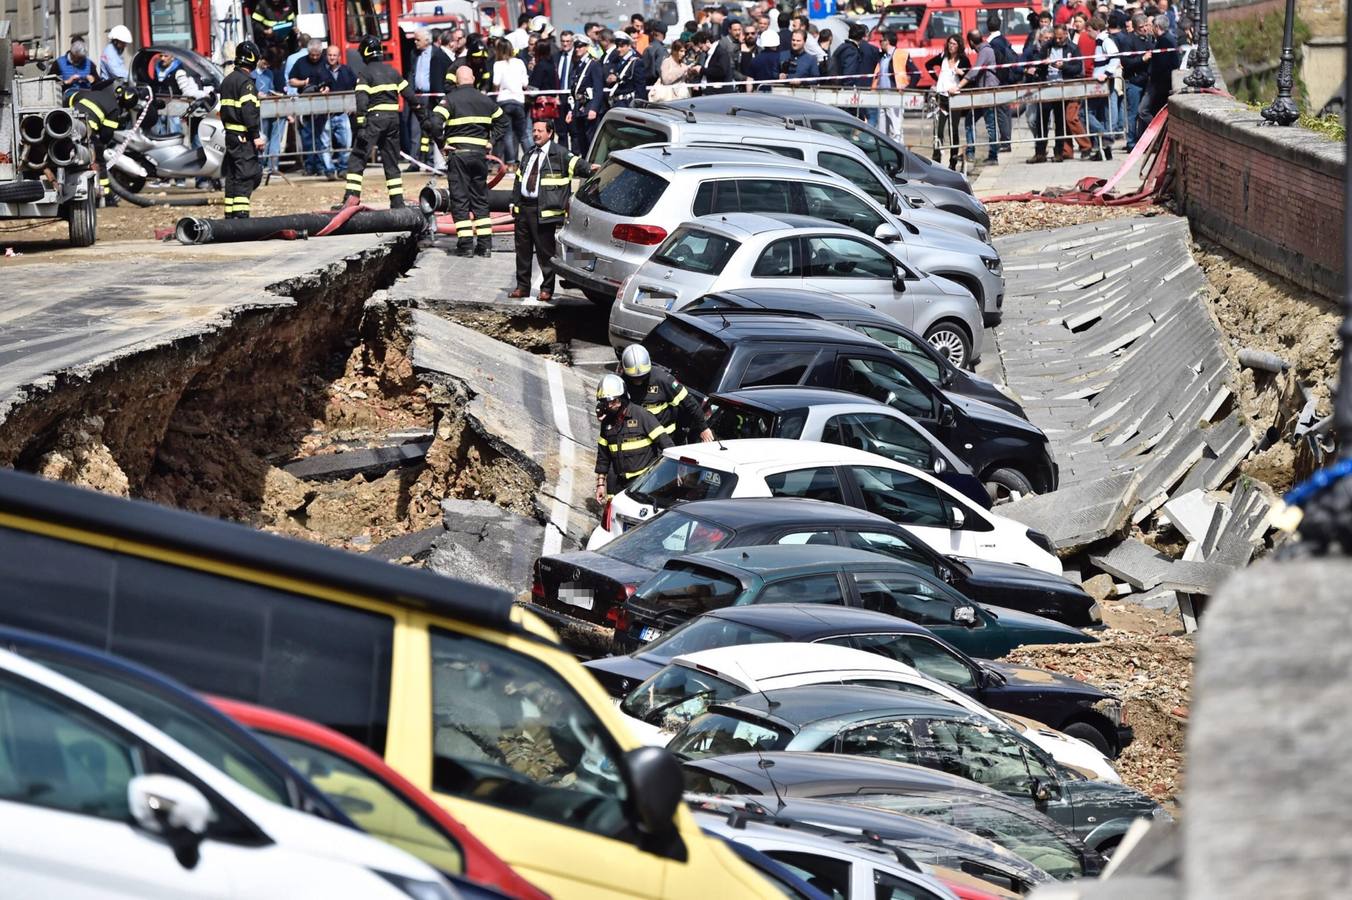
1298, 112, 1346, 141
1209, 10, 1312, 72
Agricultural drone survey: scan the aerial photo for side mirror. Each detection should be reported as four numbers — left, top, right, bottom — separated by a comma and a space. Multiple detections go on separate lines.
892, 268, 908, 293
886, 193, 903, 215
949, 506, 966, 529
1031, 777, 1060, 803
625, 746, 684, 838
932, 456, 948, 474
128, 774, 212, 869
952, 605, 978, 627
874, 223, 901, 244
939, 404, 957, 428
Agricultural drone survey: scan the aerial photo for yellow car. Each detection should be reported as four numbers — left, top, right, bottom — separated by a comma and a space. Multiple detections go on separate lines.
0, 471, 779, 899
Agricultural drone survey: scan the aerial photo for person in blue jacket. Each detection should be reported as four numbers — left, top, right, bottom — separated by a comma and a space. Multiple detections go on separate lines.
56, 39, 99, 98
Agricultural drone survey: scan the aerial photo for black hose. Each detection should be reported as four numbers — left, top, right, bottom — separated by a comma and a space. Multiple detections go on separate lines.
175, 207, 429, 245
109, 175, 215, 208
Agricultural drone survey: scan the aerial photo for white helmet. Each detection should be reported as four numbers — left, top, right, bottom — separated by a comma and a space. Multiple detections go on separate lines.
620, 345, 652, 379
530, 15, 549, 32
108, 24, 133, 44
597, 374, 627, 402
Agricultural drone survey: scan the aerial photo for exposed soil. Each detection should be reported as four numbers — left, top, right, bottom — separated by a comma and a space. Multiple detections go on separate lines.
985, 201, 1161, 238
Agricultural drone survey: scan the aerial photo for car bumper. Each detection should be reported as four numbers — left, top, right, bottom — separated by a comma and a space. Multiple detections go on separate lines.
553, 255, 624, 299
608, 300, 667, 350
1116, 724, 1135, 754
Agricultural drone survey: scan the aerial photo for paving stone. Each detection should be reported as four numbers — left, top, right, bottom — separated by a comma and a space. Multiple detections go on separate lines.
1162, 489, 1222, 543
367, 525, 444, 562
428, 499, 544, 593
282, 440, 432, 482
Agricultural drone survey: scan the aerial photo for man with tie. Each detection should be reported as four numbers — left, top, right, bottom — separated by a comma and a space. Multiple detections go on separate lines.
509, 120, 585, 302
564, 35, 604, 155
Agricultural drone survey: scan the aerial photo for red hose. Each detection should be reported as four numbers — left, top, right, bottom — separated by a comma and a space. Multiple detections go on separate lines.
434, 212, 515, 236
315, 202, 370, 237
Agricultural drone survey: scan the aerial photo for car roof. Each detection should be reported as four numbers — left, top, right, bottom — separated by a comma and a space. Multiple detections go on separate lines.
612, 144, 831, 176
686, 750, 997, 797
712, 385, 889, 413
661, 497, 897, 529
662, 436, 911, 472
672, 642, 917, 684
702, 288, 910, 330
705, 602, 938, 639
675, 212, 818, 239
659, 95, 861, 122
614, 105, 862, 147
668, 309, 882, 346
674, 543, 905, 577
716, 684, 974, 728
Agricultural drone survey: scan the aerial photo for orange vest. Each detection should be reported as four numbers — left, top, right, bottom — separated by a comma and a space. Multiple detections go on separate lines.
873, 48, 910, 88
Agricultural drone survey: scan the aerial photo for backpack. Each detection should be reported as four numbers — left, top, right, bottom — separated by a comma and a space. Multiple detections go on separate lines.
992, 36, 1017, 84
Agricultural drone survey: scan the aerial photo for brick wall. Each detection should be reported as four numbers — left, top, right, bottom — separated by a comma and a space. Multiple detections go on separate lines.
1169, 93, 1345, 299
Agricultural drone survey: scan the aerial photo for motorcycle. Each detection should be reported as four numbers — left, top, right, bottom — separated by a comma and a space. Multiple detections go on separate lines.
107, 95, 225, 192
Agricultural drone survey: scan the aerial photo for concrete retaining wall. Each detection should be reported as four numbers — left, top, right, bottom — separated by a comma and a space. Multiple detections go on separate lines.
1169, 92, 1345, 300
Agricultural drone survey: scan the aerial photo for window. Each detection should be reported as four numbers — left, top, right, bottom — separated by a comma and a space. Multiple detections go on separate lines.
855, 325, 943, 384
838, 634, 977, 690
819, 152, 892, 206
754, 574, 846, 606
644, 319, 732, 395
925, 9, 962, 39
0, 674, 138, 822
761, 146, 805, 160
822, 412, 937, 470
805, 236, 895, 280
628, 457, 739, 505
620, 665, 746, 731
852, 573, 959, 626
733, 178, 796, 214
346, 0, 391, 39
751, 237, 806, 277
812, 119, 905, 174
980, 7, 1037, 36
590, 121, 665, 166
836, 720, 920, 761
666, 712, 788, 759
775, 531, 838, 547
911, 717, 1055, 795
575, 161, 668, 217
740, 350, 816, 388
681, 769, 744, 795
875, 870, 949, 900
836, 357, 934, 419
765, 853, 850, 900
709, 402, 778, 440
264, 732, 464, 874
634, 563, 744, 614
599, 511, 732, 567
693, 181, 741, 217
849, 466, 950, 528
842, 530, 930, 568
765, 467, 844, 504
650, 227, 740, 275
429, 629, 632, 839
643, 617, 782, 662
800, 188, 886, 236
148, 0, 193, 46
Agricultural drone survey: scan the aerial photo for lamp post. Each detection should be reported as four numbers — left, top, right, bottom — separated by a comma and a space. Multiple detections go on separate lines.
1261, 0, 1301, 124
1184, 0, 1216, 89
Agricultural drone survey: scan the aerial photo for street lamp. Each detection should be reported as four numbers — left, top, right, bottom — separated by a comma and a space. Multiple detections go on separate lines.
1261, 0, 1301, 125
1184, 0, 1216, 90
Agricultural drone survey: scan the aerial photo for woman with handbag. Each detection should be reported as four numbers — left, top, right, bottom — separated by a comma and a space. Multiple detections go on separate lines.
925, 34, 970, 170
650, 40, 694, 101
528, 40, 561, 125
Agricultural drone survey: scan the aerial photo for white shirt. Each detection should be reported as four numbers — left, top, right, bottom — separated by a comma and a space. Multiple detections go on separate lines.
493, 57, 528, 104
520, 140, 551, 198
1095, 33, 1122, 77
935, 57, 962, 94
507, 27, 530, 51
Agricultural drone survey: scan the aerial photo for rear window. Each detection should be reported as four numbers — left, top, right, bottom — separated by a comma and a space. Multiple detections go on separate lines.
575, 161, 668, 217
589, 120, 667, 166
645, 319, 732, 395
600, 510, 733, 567
709, 402, 779, 440
634, 562, 744, 612
628, 456, 739, 506
650, 227, 740, 275
643, 616, 782, 661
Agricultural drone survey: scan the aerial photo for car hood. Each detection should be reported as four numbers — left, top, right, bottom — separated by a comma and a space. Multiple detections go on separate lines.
946, 392, 1047, 440
958, 558, 1085, 596
982, 605, 1097, 642
582, 654, 664, 696
904, 220, 994, 259
538, 550, 659, 589
981, 661, 1111, 699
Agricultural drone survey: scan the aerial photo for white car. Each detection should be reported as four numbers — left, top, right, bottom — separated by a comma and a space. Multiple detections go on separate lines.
617, 643, 1120, 782
591, 438, 1063, 575
0, 648, 452, 900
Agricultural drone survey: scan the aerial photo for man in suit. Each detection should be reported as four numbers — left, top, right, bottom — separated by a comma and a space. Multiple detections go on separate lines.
638, 21, 669, 101
565, 35, 604, 154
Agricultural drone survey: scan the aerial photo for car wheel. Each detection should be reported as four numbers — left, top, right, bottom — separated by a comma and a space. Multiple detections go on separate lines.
924, 320, 972, 369
984, 467, 1035, 505
1095, 835, 1123, 859
1062, 721, 1113, 757
582, 287, 615, 305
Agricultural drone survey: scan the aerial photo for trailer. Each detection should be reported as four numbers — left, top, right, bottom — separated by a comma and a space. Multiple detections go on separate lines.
1, 22, 100, 246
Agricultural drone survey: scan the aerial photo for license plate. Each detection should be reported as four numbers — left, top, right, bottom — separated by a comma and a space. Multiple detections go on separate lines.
559, 583, 594, 611
634, 290, 668, 308
638, 626, 663, 643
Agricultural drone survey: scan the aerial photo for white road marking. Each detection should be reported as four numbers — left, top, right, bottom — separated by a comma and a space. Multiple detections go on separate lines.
541, 359, 577, 557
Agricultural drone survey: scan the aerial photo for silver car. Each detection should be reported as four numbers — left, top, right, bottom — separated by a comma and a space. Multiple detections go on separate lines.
607, 212, 985, 368
556, 145, 1004, 319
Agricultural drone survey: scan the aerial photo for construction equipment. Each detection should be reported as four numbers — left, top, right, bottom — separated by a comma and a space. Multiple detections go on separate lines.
0, 21, 101, 246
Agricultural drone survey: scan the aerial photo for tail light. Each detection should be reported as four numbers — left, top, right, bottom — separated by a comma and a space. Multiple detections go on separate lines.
607, 606, 632, 632
611, 223, 667, 245
615, 583, 637, 604
531, 566, 545, 600
601, 499, 614, 532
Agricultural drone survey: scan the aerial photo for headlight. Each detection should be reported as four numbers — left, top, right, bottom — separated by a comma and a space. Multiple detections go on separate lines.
904, 195, 925, 209
983, 256, 1002, 274
1092, 697, 1123, 729
373, 871, 455, 900
1026, 528, 1055, 555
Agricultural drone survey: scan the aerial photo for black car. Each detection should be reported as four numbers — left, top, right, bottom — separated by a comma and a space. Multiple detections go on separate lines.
644, 311, 1058, 499
583, 604, 1132, 757
683, 287, 1024, 416
532, 498, 1099, 629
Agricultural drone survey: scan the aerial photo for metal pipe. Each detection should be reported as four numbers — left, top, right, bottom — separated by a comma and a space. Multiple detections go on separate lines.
49, 137, 92, 168
44, 108, 75, 140
1261, 0, 1301, 125
175, 208, 430, 245
19, 140, 48, 172
20, 114, 46, 144
419, 185, 453, 214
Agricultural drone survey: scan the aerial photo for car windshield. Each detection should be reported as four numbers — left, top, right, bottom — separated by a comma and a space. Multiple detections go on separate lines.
708, 402, 780, 440
627, 457, 738, 507
642, 616, 782, 662
600, 511, 733, 567
841, 794, 1084, 880
668, 712, 790, 759
912, 717, 1055, 796
650, 227, 741, 275
620, 663, 747, 730
633, 562, 744, 613
644, 320, 732, 396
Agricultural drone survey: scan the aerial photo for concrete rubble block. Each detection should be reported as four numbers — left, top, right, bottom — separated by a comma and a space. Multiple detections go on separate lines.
999, 472, 1139, 551
429, 498, 544, 593
1134, 586, 1181, 614
1090, 538, 1174, 591
1162, 489, 1223, 543
282, 439, 432, 482
367, 525, 444, 563
1082, 573, 1116, 602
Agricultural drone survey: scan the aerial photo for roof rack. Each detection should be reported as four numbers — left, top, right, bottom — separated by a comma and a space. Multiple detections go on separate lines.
726, 106, 796, 129
632, 99, 696, 123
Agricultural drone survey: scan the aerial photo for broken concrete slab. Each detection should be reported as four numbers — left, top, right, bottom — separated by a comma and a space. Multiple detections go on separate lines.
428, 499, 544, 593
1090, 538, 1176, 591
1000, 472, 1138, 549
367, 525, 444, 562
283, 440, 432, 482
1162, 489, 1222, 543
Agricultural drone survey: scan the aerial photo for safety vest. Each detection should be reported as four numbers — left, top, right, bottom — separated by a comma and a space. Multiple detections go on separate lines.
511, 140, 580, 220
630, 366, 699, 436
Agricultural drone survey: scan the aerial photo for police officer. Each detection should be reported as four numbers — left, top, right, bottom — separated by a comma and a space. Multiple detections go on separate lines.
425, 65, 505, 257
594, 374, 673, 504
605, 32, 640, 108
218, 42, 264, 218
619, 345, 714, 444
341, 35, 426, 209
67, 79, 138, 207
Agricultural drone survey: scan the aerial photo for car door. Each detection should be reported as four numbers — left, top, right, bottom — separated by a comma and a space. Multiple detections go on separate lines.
846, 321, 949, 389
762, 467, 849, 505
819, 410, 943, 471
814, 150, 896, 211
840, 464, 972, 556
799, 234, 909, 324
830, 352, 941, 425
752, 573, 849, 607
845, 570, 978, 647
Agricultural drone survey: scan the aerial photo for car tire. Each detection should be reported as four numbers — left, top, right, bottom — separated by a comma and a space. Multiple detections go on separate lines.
1062, 721, 1113, 757
1095, 835, 1123, 859
924, 320, 973, 369
582, 287, 615, 305
984, 467, 1034, 505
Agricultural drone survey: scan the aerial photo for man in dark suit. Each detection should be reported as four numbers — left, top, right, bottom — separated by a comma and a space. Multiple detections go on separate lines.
638, 21, 669, 101
565, 36, 604, 154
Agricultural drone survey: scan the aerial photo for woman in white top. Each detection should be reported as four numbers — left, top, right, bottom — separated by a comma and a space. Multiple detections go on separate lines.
927, 34, 969, 170
650, 40, 695, 101
492, 38, 530, 168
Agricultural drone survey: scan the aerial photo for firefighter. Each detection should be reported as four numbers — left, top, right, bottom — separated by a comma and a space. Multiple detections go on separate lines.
68, 79, 138, 207
594, 374, 673, 504
425, 65, 506, 257
619, 344, 714, 444
341, 35, 426, 209
218, 42, 264, 218
250, 0, 297, 53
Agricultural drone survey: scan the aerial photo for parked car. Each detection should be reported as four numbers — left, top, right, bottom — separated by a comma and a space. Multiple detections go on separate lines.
701, 835, 835, 900
0, 469, 782, 900
669, 686, 1165, 848
613, 545, 1092, 658
642, 311, 1058, 499
0, 647, 455, 899
592, 439, 1062, 574
683, 287, 1021, 412
584, 604, 1131, 758
587, 105, 989, 228
534, 499, 1099, 633
617, 642, 1119, 781
212, 696, 549, 900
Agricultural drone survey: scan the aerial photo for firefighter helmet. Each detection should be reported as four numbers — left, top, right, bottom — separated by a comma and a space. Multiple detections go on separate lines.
234, 40, 261, 69
620, 345, 652, 379
597, 374, 627, 403
359, 34, 384, 61
112, 79, 139, 109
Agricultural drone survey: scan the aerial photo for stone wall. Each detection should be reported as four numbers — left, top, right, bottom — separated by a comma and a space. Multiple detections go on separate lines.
1169, 92, 1345, 300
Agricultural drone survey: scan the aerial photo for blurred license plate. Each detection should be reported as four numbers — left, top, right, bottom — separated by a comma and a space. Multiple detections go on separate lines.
635, 290, 677, 310
638, 626, 663, 643
559, 583, 593, 610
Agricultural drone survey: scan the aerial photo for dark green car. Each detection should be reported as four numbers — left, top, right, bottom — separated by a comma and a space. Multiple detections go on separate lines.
617, 545, 1096, 659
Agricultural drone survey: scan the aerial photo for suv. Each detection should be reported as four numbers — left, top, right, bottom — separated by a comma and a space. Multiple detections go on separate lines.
587, 105, 989, 229
645, 311, 1058, 500
558, 146, 1003, 318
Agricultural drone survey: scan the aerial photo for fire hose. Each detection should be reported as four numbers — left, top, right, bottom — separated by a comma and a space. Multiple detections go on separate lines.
175, 206, 431, 244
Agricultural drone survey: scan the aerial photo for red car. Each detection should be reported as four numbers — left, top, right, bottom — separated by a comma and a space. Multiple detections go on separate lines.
209, 696, 549, 900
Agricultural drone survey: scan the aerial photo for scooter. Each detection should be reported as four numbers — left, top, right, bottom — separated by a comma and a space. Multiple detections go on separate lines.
107, 97, 225, 192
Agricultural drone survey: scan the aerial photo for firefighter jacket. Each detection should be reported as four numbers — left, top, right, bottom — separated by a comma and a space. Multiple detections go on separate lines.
596, 403, 674, 485
251, 0, 296, 38
66, 86, 125, 147
426, 84, 506, 151
219, 68, 262, 141
628, 365, 708, 438
357, 60, 425, 125
446, 49, 493, 93
510, 139, 581, 221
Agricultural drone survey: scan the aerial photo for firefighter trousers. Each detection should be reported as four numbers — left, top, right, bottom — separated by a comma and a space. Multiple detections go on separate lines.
222, 131, 262, 218
344, 111, 404, 207
447, 148, 491, 252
